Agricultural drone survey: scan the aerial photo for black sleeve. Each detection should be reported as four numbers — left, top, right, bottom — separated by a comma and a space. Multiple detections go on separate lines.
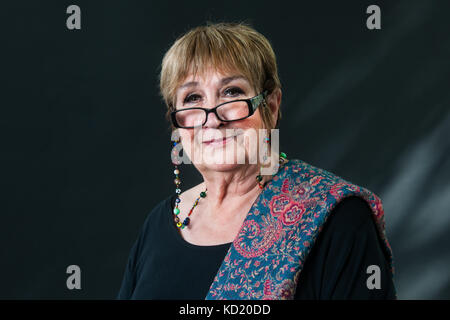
295, 196, 396, 300
116, 234, 141, 300
116, 207, 153, 300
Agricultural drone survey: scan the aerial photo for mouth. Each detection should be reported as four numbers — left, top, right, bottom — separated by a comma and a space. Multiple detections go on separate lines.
202, 135, 236, 146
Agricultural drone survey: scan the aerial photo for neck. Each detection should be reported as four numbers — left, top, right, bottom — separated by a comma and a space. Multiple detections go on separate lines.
198, 163, 262, 219
193, 152, 281, 222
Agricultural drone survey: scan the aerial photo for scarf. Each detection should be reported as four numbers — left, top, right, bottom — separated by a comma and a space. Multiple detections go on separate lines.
205, 159, 394, 299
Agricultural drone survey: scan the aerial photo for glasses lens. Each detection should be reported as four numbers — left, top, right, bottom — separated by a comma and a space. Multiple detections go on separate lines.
175, 109, 206, 128
217, 101, 249, 121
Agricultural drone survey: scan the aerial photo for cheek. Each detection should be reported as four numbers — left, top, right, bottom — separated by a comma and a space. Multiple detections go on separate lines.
229, 111, 265, 147
236, 111, 264, 130
179, 130, 194, 152
180, 130, 193, 141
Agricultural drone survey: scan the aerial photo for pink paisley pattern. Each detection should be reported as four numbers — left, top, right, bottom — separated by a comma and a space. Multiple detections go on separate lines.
234, 218, 282, 258
205, 159, 395, 300
270, 196, 306, 226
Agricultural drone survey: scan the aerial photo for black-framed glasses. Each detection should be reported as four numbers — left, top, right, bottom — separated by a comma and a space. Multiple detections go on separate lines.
170, 90, 268, 129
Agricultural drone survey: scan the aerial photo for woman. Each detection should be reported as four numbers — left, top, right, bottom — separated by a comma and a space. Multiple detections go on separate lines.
117, 22, 396, 300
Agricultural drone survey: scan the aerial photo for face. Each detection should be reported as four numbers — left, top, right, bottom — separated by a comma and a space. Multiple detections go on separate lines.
174, 67, 266, 173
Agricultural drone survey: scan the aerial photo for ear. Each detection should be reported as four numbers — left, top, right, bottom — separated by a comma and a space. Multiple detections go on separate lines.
266, 88, 282, 126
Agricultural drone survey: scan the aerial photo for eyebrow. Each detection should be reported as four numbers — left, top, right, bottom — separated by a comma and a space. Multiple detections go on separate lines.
178, 75, 247, 91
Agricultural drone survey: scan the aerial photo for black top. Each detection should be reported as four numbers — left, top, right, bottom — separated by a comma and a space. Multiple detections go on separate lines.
117, 194, 396, 300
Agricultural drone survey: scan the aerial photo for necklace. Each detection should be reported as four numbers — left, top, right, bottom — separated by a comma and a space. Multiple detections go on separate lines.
172, 152, 288, 229
256, 152, 288, 188
172, 183, 207, 229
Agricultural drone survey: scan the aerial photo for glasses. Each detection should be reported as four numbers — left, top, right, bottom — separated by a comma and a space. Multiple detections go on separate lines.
171, 90, 268, 129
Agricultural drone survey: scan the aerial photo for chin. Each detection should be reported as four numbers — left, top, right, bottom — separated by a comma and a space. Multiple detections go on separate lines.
202, 163, 243, 172
194, 149, 249, 172
202, 162, 243, 173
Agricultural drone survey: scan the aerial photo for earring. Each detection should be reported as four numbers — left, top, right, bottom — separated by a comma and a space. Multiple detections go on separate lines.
256, 129, 289, 189
256, 172, 264, 189
256, 131, 270, 189
171, 136, 207, 229
172, 137, 182, 225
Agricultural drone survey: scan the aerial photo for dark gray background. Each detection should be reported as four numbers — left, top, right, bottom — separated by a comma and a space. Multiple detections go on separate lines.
1, 0, 449, 299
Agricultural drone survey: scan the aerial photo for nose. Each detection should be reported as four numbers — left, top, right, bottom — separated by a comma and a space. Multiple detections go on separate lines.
203, 107, 223, 128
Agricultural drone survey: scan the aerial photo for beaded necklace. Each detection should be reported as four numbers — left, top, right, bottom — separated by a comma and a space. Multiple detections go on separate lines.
172, 166, 206, 229
172, 152, 288, 229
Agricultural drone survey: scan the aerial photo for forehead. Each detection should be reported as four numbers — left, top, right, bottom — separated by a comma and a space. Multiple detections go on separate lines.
177, 67, 250, 92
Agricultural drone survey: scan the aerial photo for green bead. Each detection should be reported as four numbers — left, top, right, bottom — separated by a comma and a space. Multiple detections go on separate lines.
200, 191, 207, 198
256, 175, 263, 182
280, 152, 287, 159
173, 207, 180, 215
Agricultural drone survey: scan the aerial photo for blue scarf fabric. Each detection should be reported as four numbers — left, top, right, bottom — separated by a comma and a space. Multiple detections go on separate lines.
205, 159, 394, 299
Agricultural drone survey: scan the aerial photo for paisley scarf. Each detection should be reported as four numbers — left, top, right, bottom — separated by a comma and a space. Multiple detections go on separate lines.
205, 159, 394, 300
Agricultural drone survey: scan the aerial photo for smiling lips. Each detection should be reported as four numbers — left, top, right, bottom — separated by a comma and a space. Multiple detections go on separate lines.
202, 135, 236, 146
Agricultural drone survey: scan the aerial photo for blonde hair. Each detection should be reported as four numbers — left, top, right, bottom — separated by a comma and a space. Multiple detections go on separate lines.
158, 21, 282, 129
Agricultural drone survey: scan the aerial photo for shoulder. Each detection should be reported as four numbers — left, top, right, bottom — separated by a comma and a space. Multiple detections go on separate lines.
308, 196, 384, 268
326, 196, 374, 234
143, 195, 174, 225
128, 195, 174, 259
308, 195, 379, 252
138, 195, 174, 239
286, 160, 379, 231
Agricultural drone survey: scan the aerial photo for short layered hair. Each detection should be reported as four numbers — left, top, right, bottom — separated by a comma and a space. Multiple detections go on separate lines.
158, 21, 282, 130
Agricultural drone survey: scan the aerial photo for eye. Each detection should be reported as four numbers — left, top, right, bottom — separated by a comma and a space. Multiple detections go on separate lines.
224, 87, 244, 97
183, 93, 201, 104
182, 87, 244, 104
